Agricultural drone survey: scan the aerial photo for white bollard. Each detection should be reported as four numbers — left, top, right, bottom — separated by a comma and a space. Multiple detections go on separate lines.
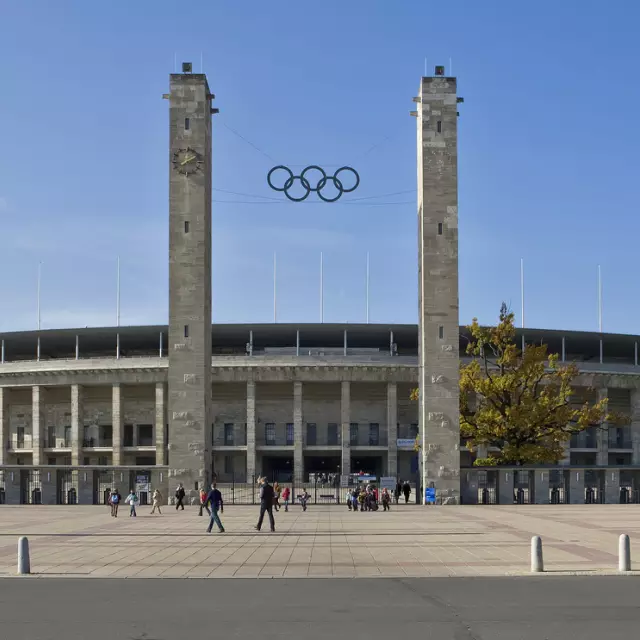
17, 537, 30, 575
619, 534, 631, 572
531, 535, 543, 573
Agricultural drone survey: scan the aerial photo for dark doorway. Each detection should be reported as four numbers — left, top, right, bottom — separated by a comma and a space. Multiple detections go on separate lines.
261, 455, 293, 483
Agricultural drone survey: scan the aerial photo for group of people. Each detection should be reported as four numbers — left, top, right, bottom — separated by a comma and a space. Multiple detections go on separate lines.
346, 485, 393, 512
108, 488, 163, 517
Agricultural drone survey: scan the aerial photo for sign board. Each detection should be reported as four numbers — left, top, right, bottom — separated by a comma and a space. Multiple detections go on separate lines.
356, 475, 377, 483
380, 477, 396, 491
425, 487, 436, 504
397, 439, 417, 449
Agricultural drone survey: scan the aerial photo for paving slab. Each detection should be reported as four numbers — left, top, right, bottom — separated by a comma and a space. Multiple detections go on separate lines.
0, 504, 638, 578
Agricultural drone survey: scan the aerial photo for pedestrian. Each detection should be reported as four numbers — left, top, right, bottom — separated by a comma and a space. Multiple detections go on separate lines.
402, 481, 411, 504
150, 489, 162, 515
205, 482, 225, 533
109, 489, 121, 517
299, 489, 309, 512
273, 481, 281, 512
254, 476, 276, 532
125, 489, 139, 517
395, 483, 401, 505
175, 483, 186, 510
346, 489, 352, 510
199, 487, 211, 517
281, 486, 291, 512
381, 488, 391, 511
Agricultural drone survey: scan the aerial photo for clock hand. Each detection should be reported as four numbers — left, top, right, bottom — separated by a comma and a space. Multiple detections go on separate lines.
181, 154, 196, 166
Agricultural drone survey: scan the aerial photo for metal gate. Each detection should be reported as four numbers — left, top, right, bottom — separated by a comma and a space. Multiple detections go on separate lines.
20, 470, 41, 505
57, 470, 79, 504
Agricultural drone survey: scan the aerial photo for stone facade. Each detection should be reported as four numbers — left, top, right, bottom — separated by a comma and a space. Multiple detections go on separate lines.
415, 70, 461, 504
167, 69, 214, 499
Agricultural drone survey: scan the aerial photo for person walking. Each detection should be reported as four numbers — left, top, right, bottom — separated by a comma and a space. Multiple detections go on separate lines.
273, 481, 281, 512
205, 482, 225, 533
125, 489, 139, 517
402, 481, 411, 504
381, 488, 391, 511
109, 489, 121, 517
198, 487, 211, 517
175, 484, 186, 510
254, 477, 276, 532
299, 489, 309, 512
150, 489, 163, 515
395, 482, 401, 505
281, 486, 291, 512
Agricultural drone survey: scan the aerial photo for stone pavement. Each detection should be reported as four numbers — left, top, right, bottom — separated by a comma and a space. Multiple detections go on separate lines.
0, 503, 638, 578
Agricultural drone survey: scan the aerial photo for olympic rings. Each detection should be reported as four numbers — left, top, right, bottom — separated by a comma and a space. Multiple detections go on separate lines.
267, 165, 360, 202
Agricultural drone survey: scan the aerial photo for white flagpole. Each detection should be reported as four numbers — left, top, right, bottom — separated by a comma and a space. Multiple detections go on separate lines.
320, 252, 324, 323
273, 252, 277, 323
520, 258, 524, 329
598, 264, 603, 332
37, 262, 42, 330
116, 256, 121, 327
366, 252, 370, 324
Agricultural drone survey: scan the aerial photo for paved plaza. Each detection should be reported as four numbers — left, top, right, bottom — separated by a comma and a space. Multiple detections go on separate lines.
0, 504, 638, 578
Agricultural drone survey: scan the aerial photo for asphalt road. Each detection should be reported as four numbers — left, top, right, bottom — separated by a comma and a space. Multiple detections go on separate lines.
1, 576, 639, 639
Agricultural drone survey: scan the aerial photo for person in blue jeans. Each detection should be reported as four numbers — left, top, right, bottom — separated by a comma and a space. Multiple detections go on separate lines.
205, 483, 225, 533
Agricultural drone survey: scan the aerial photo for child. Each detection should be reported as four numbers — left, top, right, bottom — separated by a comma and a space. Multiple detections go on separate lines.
281, 486, 291, 512
381, 488, 391, 511
125, 490, 139, 517
299, 489, 309, 512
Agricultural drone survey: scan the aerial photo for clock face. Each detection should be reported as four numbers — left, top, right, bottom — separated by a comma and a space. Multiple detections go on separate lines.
172, 148, 202, 175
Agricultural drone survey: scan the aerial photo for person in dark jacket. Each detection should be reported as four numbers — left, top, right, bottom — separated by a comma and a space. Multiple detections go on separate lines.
254, 477, 276, 532
175, 484, 186, 510
402, 481, 411, 504
205, 483, 225, 533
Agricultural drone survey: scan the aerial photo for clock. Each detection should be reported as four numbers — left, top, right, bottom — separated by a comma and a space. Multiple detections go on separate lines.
172, 148, 203, 175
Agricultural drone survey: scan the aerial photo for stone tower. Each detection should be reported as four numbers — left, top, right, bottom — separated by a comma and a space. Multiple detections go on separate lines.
412, 67, 460, 504
166, 64, 215, 500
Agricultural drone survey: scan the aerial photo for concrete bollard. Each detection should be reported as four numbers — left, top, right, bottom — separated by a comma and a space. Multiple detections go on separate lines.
531, 536, 543, 573
17, 537, 30, 575
619, 534, 631, 572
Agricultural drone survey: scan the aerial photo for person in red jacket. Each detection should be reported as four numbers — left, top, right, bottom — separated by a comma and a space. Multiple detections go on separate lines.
281, 486, 291, 512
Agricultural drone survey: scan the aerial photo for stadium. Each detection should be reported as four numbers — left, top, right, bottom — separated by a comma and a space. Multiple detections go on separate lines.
1, 65, 639, 506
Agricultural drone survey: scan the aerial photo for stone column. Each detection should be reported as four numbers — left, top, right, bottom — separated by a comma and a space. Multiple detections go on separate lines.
32, 386, 44, 466
630, 390, 640, 465
293, 382, 303, 483
386, 383, 398, 477
112, 384, 123, 466
605, 468, 620, 504
498, 470, 513, 505
341, 381, 351, 477
71, 385, 83, 466
534, 469, 550, 505
596, 388, 608, 466
569, 469, 585, 504
246, 381, 256, 482
0, 387, 9, 466
155, 382, 166, 465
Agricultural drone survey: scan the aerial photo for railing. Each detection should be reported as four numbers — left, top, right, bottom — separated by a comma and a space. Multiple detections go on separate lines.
256, 424, 294, 447
212, 425, 247, 447
82, 438, 113, 448
7, 440, 28, 450
349, 431, 389, 447
304, 429, 341, 446
44, 440, 72, 449
570, 433, 597, 448
608, 436, 633, 449
397, 424, 419, 440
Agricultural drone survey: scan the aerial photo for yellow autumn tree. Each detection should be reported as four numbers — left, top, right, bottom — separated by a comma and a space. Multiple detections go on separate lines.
411, 303, 628, 464
461, 303, 627, 465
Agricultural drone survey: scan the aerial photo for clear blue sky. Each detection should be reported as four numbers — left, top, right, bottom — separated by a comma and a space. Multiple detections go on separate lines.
1, 1, 639, 334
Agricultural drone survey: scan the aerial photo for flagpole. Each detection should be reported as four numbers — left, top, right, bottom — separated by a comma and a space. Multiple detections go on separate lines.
273, 252, 277, 323
116, 256, 121, 327
320, 252, 324, 323
37, 262, 42, 331
598, 264, 602, 332
366, 252, 370, 324
520, 258, 524, 329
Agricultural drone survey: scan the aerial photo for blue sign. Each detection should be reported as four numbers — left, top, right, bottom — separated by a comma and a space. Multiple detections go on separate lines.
425, 487, 436, 504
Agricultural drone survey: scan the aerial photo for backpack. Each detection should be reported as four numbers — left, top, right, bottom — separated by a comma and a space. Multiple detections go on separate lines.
111, 494, 119, 504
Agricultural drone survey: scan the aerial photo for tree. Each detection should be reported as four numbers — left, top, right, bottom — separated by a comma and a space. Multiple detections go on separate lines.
411, 303, 628, 465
